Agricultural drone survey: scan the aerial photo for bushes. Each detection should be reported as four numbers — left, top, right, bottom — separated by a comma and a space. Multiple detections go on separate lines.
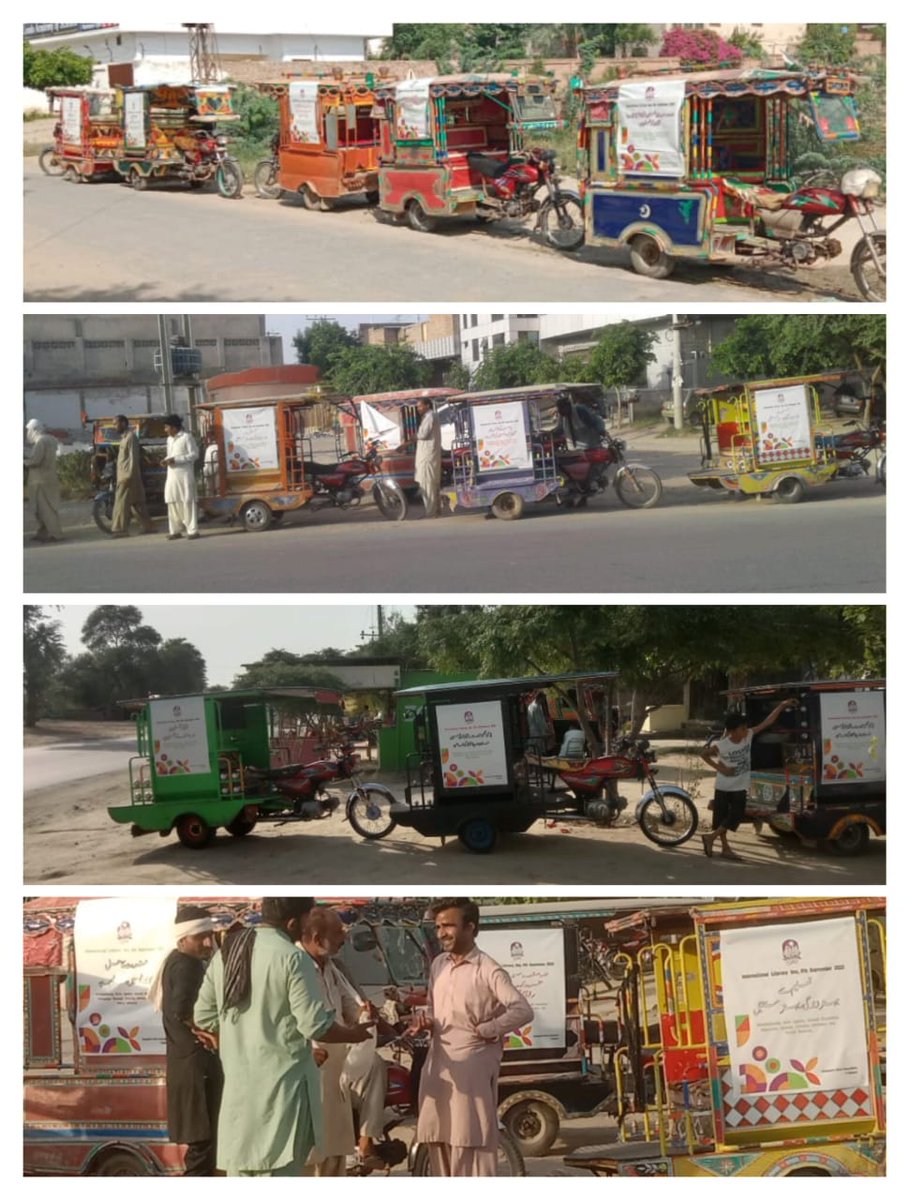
660, 27, 743, 65
55, 450, 94, 500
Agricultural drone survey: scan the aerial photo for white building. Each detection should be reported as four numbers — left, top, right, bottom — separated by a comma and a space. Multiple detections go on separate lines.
23, 22, 393, 87
458, 314, 541, 372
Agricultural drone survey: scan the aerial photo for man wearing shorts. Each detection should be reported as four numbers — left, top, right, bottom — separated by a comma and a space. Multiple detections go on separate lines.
700, 699, 796, 861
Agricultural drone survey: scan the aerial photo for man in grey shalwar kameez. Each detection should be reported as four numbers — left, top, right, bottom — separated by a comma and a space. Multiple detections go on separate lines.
414, 397, 442, 517
412, 897, 533, 1176
24, 419, 64, 542
194, 897, 373, 1177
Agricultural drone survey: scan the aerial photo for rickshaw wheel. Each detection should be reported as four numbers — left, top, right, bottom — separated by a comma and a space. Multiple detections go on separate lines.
490, 492, 525, 521
364, 189, 380, 206
458, 818, 498, 854
130, 168, 149, 191
39, 147, 64, 176
175, 814, 216, 849
773, 476, 806, 504
503, 1098, 560, 1156
827, 822, 870, 857
301, 185, 330, 212
93, 1151, 153, 1176
63, 166, 79, 184
240, 500, 274, 532
629, 235, 673, 280
226, 816, 257, 837
406, 199, 437, 233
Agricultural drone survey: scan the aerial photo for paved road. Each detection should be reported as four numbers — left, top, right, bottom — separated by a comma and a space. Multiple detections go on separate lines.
23, 160, 866, 303
24, 737, 135, 791
24, 479, 884, 594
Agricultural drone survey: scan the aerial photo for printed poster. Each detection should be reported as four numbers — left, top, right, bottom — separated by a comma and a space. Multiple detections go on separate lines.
149, 694, 210, 775
752, 384, 813, 463
617, 79, 685, 176
61, 94, 82, 143
221, 405, 279, 471
436, 699, 508, 788
477, 927, 565, 1049
74, 898, 176, 1055
123, 90, 146, 150
820, 691, 885, 784
289, 81, 320, 143
720, 916, 869, 1108
396, 77, 432, 140
471, 401, 531, 471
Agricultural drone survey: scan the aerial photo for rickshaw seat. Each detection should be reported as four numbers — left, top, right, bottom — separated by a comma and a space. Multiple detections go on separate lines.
467, 151, 510, 179
447, 127, 489, 151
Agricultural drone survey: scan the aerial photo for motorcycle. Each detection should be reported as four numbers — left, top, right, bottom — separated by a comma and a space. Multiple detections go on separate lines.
253, 133, 282, 199
247, 743, 396, 826
307, 442, 407, 519
351, 1034, 526, 1176
823, 420, 886, 479
466, 147, 585, 250
168, 129, 243, 198
555, 431, 663, 510
751, 167, 886, 301
554, 736, 699, 847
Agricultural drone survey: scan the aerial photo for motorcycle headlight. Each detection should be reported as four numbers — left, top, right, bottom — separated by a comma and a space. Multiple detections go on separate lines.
840, 167, 881, 199
614, 439, 626, 452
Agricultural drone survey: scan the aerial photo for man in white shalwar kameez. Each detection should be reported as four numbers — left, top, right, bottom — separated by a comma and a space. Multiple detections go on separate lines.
163, 414, 200, 540
414, 397, 442, 518
412, 897, 533, 1176
24, 419, 64, 542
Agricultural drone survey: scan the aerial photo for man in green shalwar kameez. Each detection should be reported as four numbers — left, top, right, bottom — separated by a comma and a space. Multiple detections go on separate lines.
194, 897, 372, 1176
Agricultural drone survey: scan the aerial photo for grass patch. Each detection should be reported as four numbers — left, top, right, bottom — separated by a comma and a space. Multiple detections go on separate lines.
24, 108, 51, 122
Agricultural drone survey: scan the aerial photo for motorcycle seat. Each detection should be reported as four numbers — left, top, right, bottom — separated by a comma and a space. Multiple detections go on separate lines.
306, 460, 345, 475
466, 152, 512, 179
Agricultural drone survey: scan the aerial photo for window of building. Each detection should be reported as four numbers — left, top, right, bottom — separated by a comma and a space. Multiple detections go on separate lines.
469, 314, 479, 327
472, 340, 480, 362
492, 333, 505, 347
492, 314, 504, 321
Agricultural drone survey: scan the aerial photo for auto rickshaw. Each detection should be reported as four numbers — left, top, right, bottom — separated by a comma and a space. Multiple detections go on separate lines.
112, 83, 243, 197
339, 388, 461, 493
564, 896, 886, 1177
575, 67, 885, 298
87, 415, 168, 533
444, 384, 662, 519
374, 74, 583, 247
195, 392, 408, 530
106, 687, 396, 848
253, 77, 381, 208
40, 87, 120, 181
689, 373, 839, 502
721, 678, 885, 856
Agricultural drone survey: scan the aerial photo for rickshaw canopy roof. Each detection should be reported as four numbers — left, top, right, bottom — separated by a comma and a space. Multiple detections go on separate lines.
256, 78, 376, 99
695, 371, 853, 398
196, 389, 344, 411
584, 66, 859, 100
120, 686, 344, 711
721, 678, 885, 696
377, 74, 553, 99
396, 670, 618, 700
353, 388, 460, 405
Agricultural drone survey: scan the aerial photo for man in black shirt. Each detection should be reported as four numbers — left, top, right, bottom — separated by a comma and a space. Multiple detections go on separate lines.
148, 905, 223, 1175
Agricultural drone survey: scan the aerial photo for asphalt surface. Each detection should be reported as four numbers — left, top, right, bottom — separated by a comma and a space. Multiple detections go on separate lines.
24, 737, 135, 791
23, 159, 871, 303
24, 476, 885, 594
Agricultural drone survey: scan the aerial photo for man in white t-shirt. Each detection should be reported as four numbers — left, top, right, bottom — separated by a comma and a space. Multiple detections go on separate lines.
700, 698, 796, 861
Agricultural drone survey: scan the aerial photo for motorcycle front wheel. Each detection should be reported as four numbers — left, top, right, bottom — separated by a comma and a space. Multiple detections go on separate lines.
538, 191, 585, 251
373, 480, 408, 521
851, 231, 886, 301
253, 159, 281, 199
637, 792, 699, 847
412, 1129, 525, 1176
39, 146, 64, 176
346, 787, 396, 839
615, 467, 663, 509
217, 160, 244, 199
93, 496, 114, 534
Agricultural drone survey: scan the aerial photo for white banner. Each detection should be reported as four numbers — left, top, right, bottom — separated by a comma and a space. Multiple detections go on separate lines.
61, 94, 82, 143
221, 405, 279, 472
617, 79, 685, 177
820, 692, 886, 785
74, 898, 175, 1056
720, 916, 869, 1107
289, 81, 320, 144
123, 91, 146, 150
437, 699, 508, 788
477, 927, 565, 1049
472, 401, 531, 472
396, 78, 432, 140
752, 384, 813, 463
360, 401, 402, 449
149, 695, 210, 775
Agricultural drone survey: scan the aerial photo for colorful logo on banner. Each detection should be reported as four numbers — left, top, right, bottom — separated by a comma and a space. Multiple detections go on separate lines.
221, 405, 280, 472
437, 699, 508, 788
617, 79, 685, 176
149, 695, 210, 775
476, 927, 566, 1049
289, 81, 320, 143
720, 916, 869, 1110
819, 691, 885, 784
752, 384, 813, 463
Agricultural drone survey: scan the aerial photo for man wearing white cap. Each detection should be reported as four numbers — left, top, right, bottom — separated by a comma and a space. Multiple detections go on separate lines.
24, 419, 64, 542
148, 905, 223, 1175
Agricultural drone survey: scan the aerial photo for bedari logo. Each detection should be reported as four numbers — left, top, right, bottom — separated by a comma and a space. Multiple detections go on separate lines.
781, 938, 800, 964
645, 86, 656, 101
172, 704, 182, 718
117, 921, 133, 941
510, 940, 524, 958
464, 710, 475, 723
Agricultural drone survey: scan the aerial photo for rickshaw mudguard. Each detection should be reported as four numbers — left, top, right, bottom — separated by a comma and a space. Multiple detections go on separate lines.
827, 812, 883, 841
379, 167, 451, 214
588, 190, 708, 254
347, 782, 396, 806
107, 797, 248, 832
634, 784, 693, 820
449, 480, 561, 511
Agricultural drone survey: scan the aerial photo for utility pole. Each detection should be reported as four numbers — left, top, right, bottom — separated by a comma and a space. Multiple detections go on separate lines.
180, 315, 200, 418
156, 315, 175, 414
670, 315, 691, 431
377, 605, 385, 639
183, 23, 221, 83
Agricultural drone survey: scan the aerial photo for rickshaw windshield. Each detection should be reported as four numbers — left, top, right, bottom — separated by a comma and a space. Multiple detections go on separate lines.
806, 92, 861, 142
379, 925, 430, 985
515, 92, 559, 127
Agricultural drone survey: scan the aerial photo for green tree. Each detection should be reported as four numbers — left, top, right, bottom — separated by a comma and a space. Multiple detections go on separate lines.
24, 606, 67, 727
471, 341, 560, 390
442, 360, 471, 391
328, 344, 432, 395
230, 84, 279, 155
231, 649, 345, 691
293, 319, 359, 373
151, 638, 207, 696
796, 24, 857, 65
710, 315, 886, 381
587, 323, 658, 391
350, 611, 428, 670
81, 605, 161, 654
727, 27, 765, 57
24, 44, 93, 89
378, 24, 467, 64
